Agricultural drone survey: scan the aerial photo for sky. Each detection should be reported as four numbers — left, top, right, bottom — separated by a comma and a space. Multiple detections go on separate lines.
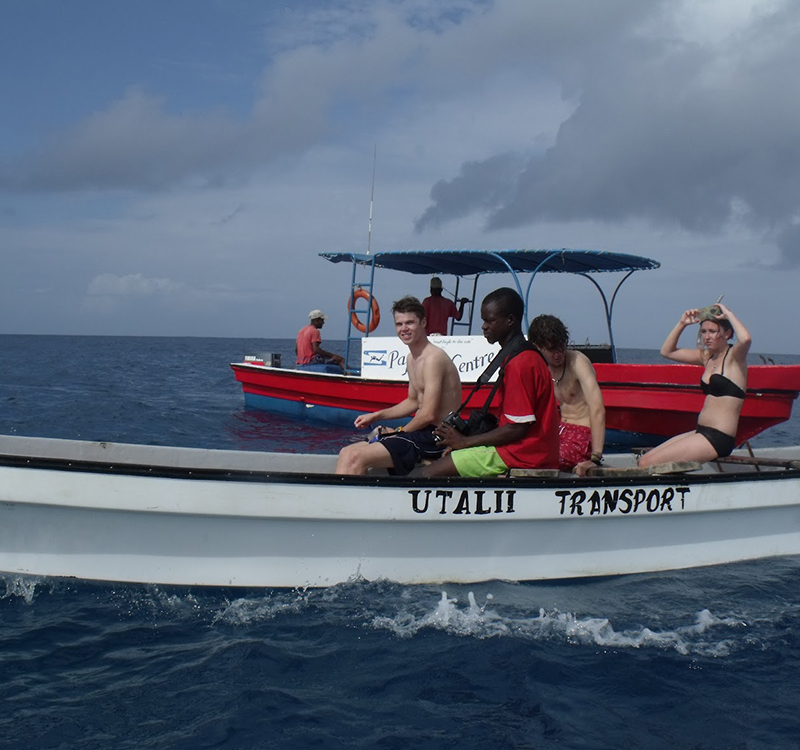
1, 0, 799, 353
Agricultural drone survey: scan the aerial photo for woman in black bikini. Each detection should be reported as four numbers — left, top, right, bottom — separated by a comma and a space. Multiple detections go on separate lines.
638, 301, 751, 467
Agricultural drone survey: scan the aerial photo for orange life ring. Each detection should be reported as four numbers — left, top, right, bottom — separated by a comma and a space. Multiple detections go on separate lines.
348, 288, 380, 333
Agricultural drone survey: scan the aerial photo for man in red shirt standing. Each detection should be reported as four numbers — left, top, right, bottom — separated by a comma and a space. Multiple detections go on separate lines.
295, 310, 345, 373
422, 287, 559, 477
422, 277, 468, 335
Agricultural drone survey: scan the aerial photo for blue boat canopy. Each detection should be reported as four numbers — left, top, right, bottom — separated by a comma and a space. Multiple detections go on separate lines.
321, 248, 660, 276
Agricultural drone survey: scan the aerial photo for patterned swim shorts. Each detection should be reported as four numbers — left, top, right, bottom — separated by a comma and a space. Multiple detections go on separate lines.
558, 422, 592, 472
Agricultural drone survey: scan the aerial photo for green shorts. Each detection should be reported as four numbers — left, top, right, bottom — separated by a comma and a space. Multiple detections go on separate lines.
450, 445, 509, 477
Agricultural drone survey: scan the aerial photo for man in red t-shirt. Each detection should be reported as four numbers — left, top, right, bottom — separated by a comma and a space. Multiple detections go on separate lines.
422, 288, 559, 477
422, 277, 468, 335
295, 310, 345, 372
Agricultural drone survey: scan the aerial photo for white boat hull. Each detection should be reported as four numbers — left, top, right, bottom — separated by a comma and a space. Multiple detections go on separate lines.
1, 435, 799, 587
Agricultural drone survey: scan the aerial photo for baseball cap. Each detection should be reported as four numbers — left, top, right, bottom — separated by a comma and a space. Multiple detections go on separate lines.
308, 309, 328, 320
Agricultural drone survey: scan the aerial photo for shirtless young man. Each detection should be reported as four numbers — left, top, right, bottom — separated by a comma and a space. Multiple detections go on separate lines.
528, 315, 606, 476
335, 296, 462, 475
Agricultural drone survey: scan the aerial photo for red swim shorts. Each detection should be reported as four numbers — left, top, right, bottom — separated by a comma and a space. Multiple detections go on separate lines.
558, 422, 592, 472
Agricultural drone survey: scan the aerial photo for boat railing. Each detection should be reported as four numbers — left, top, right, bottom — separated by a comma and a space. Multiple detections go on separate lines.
573, 344, 615, 364
448, 276, 480, 336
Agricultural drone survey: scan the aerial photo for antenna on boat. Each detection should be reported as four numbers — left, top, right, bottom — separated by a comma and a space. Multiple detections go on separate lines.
367, 144, 376, 256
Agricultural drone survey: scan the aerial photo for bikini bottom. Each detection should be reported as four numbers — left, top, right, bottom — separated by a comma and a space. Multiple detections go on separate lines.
696, 423, 736, 458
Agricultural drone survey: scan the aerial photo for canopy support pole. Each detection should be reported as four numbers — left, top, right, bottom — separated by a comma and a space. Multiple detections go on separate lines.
344, 256, 378, 370
572, 269, 636, 363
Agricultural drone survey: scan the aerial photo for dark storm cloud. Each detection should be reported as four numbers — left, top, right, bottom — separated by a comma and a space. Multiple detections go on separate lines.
415, 153, 525, 231
416, 2, 800, 267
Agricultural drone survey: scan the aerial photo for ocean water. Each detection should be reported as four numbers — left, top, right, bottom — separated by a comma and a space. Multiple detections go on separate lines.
2, 335, 800, 749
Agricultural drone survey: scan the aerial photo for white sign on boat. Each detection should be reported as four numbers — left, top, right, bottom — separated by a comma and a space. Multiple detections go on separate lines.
362, 335, 500, 381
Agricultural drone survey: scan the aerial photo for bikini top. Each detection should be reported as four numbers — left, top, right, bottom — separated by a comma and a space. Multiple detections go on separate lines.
700, 346, 746, 399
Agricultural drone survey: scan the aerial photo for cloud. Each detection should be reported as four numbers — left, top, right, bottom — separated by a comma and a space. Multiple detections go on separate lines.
1, 2, 493, 194
84, 272, 215, 313
415, 152, 526, 231
86, 272, 185, 298
5, 0, 800, 285
0, 0, 651, 195
414, 0, 800, 267
0, 87, 253, 191
774, 222, 800, 269
84, 271, 257, 305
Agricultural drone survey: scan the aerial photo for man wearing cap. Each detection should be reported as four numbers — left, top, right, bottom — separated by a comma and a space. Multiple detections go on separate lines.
295, 310, 345, 373
422, 277, 468, 335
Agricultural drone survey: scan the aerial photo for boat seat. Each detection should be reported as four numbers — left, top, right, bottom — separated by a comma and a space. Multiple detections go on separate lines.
507, 469, 561, 478
510, 461, 702, 479
585, 461, 702, 477
713, 456, 800, 471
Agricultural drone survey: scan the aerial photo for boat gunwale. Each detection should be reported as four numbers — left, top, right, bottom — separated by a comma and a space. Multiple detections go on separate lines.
1, 451, 798, 488
230, 361, 800, 393
231, 362, 800, 398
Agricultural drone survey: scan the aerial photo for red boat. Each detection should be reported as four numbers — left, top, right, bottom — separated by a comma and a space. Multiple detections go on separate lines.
232, 250, 800, 450
594, 362, 799, 447
231, 359, 800, 449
